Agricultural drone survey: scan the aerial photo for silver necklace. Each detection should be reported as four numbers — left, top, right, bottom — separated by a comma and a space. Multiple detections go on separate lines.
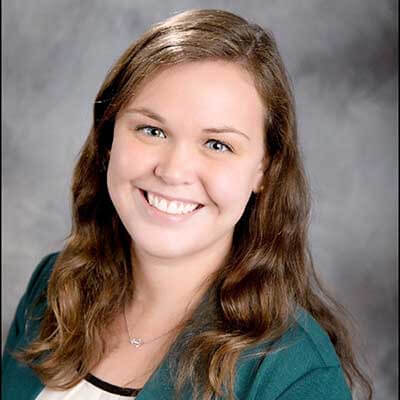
123, 306, 178, 348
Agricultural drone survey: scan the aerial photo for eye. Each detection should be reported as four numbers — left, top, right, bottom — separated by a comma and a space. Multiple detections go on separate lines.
136, 125, 167, 139
205, 139, 233, 153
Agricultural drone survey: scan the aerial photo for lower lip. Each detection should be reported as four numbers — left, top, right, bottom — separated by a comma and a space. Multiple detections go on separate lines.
138, 189, 203, 222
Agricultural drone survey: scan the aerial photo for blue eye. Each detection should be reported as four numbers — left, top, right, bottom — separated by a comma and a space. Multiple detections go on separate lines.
137, 126, 167, 139
205, 139, 232, 153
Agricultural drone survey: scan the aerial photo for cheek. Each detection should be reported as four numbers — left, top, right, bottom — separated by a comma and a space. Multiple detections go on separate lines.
108, 139, 155, 183
205, 163, 254, 215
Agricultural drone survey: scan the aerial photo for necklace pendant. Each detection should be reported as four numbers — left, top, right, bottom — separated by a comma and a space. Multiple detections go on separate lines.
130, 337, 143, 348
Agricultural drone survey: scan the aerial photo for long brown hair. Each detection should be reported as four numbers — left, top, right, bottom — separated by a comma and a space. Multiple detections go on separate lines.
19, 9, 372, 399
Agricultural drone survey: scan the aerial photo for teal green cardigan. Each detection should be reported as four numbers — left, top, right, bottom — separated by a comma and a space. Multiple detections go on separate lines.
2, 253, 352, 399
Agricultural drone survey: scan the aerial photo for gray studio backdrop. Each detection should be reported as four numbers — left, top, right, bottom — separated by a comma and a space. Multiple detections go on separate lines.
2, 1, 397, 399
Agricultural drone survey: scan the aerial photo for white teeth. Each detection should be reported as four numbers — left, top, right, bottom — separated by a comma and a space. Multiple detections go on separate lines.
159, 199, 168, 211
167, 202, 179, 214
146, 192, 199, 215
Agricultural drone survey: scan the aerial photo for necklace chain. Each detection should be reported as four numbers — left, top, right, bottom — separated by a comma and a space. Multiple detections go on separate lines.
123, 306, 178, 348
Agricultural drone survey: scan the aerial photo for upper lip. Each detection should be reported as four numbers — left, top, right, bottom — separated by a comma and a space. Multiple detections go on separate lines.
141, 189, 204, 206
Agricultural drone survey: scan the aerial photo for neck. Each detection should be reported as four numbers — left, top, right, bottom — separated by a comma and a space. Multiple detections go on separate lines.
129, 237, 232, 317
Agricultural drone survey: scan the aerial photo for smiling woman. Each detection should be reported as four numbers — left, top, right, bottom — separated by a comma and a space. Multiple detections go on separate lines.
2, 8, 372, 400
108, 61, 266, 261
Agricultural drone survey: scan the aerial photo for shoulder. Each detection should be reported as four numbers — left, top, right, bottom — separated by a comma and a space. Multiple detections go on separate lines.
3, 252, 60, 354
2, 252, 61, 396
23, 252, 60, 306
278, 306, 342, 368
235, 308, 352, 399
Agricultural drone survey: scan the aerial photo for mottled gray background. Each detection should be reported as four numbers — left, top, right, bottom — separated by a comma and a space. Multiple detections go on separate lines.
2, 1, 397, 399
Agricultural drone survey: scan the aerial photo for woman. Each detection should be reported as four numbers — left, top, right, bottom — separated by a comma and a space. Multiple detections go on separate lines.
2, 9, 372, 400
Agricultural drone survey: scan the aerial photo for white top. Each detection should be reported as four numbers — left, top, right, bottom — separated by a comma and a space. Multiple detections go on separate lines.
36, 374, 140, 400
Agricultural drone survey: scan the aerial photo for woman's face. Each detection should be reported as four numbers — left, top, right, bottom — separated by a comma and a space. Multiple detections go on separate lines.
107, 60, 266, 260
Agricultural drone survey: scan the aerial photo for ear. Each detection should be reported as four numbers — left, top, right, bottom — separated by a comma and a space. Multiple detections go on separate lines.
252, 156, 268, 193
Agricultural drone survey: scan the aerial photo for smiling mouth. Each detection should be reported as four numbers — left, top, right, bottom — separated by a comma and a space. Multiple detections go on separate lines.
141, 190, 203, 215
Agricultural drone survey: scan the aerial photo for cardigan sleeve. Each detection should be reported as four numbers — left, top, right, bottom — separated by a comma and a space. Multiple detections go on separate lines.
270, 366, 352, 400
2, 252, 59, 370
2, 283, 29, 369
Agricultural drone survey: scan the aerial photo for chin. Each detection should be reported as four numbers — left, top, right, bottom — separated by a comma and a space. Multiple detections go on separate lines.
132, 238, 203, 261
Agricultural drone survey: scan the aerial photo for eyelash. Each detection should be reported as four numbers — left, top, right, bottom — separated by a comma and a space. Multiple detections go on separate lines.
135, 125, 234, 153
137, 125, 167, 139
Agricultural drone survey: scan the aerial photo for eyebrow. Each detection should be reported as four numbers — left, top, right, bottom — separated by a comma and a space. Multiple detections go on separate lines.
125, 107, 166, 124
124, 107, 251, 141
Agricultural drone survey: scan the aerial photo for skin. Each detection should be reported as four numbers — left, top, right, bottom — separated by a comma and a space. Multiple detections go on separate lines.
91, 60, 268, 387
107, 60, 266, 321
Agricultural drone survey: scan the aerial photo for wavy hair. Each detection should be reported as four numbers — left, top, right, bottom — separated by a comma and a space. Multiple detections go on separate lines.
19, 9, 372, 399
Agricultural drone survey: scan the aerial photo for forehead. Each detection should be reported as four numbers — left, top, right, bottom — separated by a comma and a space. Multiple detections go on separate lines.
123, 60, 266, 137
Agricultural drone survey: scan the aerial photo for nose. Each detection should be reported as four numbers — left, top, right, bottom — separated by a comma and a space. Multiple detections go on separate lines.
154, 143, 196, 186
